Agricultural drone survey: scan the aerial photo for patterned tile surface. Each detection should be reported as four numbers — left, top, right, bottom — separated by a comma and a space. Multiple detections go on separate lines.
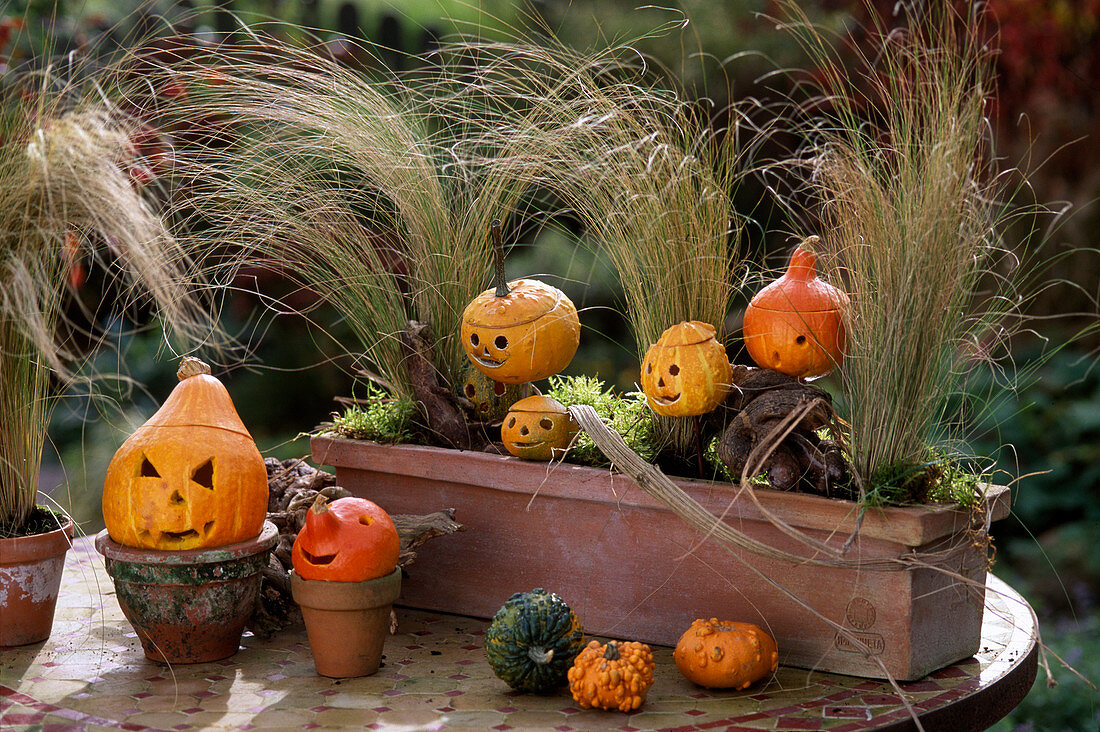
1, 538, 1035, 731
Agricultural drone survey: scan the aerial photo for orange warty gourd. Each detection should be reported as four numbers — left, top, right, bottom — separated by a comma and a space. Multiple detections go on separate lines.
673, 618, 778, 690
567, 640, 655, 712
101, 357, 268, 551
291, 495, 400, 582
500, 395, 578, 461
743, 237, 849, 379
640, 320, 732, 417
461, 221, 580, 384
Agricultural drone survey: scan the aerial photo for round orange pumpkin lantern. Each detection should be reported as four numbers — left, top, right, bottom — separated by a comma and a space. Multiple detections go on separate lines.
501, 395, 578, 461
291, 495, 400, 582
640, 321, 732, 417
742, 237, 849, 379
461, 221, 580, 385
101, 357, 268, 551
673, 618, 778, 690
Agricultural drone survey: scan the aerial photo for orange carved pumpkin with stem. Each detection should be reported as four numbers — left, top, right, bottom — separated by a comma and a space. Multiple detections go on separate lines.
640, 321, 732, 417
501, 395, 578, 461
101, 357, 268, 551
461, 220, 580, 385
742, 236, 849, 379
291, 495, 400, 582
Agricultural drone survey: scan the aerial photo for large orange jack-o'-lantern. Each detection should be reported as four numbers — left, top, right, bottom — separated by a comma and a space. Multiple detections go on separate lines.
101, 357, 268, 551
461, 220, 580, 385
641, 321, 732, 417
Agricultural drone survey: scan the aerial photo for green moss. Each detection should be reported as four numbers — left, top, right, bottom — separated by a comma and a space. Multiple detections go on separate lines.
545, 375, 657, 467
865, 452, 985, 508
329, 386, 418, 443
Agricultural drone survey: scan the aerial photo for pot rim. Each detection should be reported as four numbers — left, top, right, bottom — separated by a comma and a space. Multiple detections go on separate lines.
290, 566, 402, 610
95, 520, 278, 565
0, 513, 75, 564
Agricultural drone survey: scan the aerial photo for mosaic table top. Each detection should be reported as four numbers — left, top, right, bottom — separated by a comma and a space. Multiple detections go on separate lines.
1, 537, 1037, 731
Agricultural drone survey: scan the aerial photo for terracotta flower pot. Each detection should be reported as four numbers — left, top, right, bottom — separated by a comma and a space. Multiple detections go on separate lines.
95, 521, 277, 664
291, 566, 401, 678
0, 515, 74, 646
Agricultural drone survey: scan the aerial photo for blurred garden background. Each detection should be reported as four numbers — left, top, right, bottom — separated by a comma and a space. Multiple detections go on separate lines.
6, 0, 1098, 728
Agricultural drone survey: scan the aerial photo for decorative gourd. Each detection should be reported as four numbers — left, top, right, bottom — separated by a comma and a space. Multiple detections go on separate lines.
484, 588, 585, 694
291, 495, 400, 582
101, 357, 268, 551
743, 237, 849, 379
501, 395, 578, 461
640, 321, 732, 417
461, 220, 580, 384
673, 618, 778, 690
459, 363, 521, 422
567, 639, 655, 712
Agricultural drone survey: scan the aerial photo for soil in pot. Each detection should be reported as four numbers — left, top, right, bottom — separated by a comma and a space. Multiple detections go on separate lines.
95, 521, 278, 663
0, 509, 74, 647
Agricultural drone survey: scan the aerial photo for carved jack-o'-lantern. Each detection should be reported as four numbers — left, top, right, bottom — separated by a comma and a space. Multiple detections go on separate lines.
641, 321, 732, 417
460, 363, 521, 422
742, 237, 849, 379
501, 395, 578, 461
101, 358, 268, 551
291, 495, 400, 583
461, 221, 580, 385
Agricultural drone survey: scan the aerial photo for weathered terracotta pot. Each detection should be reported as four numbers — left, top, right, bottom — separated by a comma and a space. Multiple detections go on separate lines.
95, 521, 277, 664
312, 436, 1011, 680
0, 515, 74, 646
291, 566, 401, 678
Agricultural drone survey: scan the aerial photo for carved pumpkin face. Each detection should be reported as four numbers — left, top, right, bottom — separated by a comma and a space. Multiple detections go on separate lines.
501, 395, 578, 461
461, 278, 581, 384
460, 364, 521, 422
673, 619, 778, 690
291, 495, 400, 583
641, 321, 732, 417
101, 358, 268, 551
743, 241, 849, 379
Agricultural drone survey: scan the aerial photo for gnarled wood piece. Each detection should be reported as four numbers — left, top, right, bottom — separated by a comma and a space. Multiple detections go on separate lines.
716, 366, 852, 497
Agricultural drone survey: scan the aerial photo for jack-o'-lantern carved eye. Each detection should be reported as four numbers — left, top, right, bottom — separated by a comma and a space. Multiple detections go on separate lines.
139, 455, 160, 478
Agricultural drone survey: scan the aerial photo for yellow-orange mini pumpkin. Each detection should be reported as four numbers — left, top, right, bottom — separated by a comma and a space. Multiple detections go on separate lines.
640, 321, 732, 417
567, 640, 655, 712
742, 237, 849, 379
461, 221, 580, 385
291, 495, 400, 582
501, 395, 578, 461
673, 618, 778, 690
102, 357, 268, 551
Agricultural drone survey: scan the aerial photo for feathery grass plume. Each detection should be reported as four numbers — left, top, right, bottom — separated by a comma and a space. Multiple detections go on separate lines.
772, 2, 1030, 499
112, 37, 542, 401
428, 36, 749, 457
0, 76, 213, 535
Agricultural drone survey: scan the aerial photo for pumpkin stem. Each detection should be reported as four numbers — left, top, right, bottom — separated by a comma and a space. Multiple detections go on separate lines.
603, 641, 621, 661
800, 234, 820, 254
176, 357, 212, 381
527, 647, 554, 665
309, 493, 330, 515
787, 240, 819, 281
490, 219, 511, 298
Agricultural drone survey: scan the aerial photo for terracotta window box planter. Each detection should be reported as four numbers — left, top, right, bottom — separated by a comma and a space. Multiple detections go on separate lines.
311, 436, 1010, 681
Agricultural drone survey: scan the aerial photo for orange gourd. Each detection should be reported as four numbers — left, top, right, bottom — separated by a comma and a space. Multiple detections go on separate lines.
640, 321, 732, 417
101, 357, 268, 551
291, 495, 400, 582
461, 221, 580, 384
501, 395, 578, 461
567, 640, 655, 712
673, 618, 778, 690
743, 237, 849, 378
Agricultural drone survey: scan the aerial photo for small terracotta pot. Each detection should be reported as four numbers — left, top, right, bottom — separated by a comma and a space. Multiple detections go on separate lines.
0, 515, 74, 646
95, 521, 277, 664
291, 567, 401, 678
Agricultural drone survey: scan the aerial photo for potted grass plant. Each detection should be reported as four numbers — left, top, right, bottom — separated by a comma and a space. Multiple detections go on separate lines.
0, 63, 211, 646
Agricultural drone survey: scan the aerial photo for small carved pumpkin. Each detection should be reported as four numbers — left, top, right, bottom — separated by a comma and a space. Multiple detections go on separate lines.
461, 221, 580, 384
742, 237, 849, 378
673, 618, 778, 690
501, 395, 578, 461
101, 357, 268, 551
460, 363, 521, 422
640, 321, 732, 417
291, 495, 400, 582
567, 640, 655, 712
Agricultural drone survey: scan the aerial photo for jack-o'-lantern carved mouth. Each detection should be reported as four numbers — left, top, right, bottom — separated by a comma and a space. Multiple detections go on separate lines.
651, 393, 681, 406
508, 439, 546, 449
471, 354, 505, 369
299, 549, 338, 566
139, 521, 214, 547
